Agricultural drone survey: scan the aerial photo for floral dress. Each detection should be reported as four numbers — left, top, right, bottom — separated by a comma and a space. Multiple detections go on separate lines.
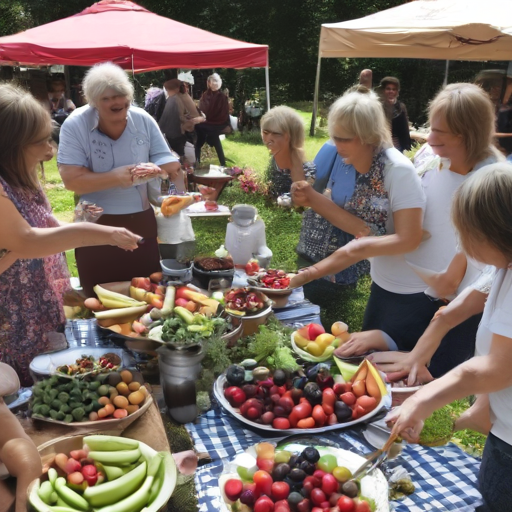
267, 158, 316, 199
0, 177, 70, 386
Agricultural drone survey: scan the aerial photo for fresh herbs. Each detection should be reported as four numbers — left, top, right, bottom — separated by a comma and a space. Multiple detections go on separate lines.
419, 406, 455, 446
161, 314, 227, 345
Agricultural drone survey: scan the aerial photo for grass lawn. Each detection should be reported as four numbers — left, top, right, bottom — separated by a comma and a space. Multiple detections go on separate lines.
43, 108, 486, 456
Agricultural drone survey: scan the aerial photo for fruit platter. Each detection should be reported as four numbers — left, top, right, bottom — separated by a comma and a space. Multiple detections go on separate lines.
30, 347, 132, 379
291, 322, 351, 362
224, 288, 273, 317
28, 434, 176, 512
86, 278, 243, 351
29, 368, 153, 427
213, 359, 391, 434
247, 269, 295, 293
218, 441, 388, 512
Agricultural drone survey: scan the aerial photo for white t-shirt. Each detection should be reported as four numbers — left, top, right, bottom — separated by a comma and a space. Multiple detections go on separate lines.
475, 268, 512, 445
369, 148, 426, 293
403, 148, 498, 295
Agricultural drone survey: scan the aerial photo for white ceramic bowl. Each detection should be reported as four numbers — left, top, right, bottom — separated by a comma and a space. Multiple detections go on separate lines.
28, 434, 177, 512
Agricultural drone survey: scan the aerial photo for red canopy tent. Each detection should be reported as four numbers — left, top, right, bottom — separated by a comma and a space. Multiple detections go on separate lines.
0, 0, 270, 105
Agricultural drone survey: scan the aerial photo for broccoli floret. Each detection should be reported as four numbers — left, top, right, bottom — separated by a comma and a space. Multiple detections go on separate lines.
83, 391, 99, 402
39, 405, 51, 417
51, 399, 63, 410
32, 404, 43, 415
72, 407, 85, 422
84, 403, 94, 413
33, 386, 44, 398
48, 376, 59, 387
88, 381, 102, 391
196, 392, 211, 413
69, 400, 82, 409
78, 380, 88, 390
31, 398, 43, 407
58, 392, 69, 403
59, 404, 71, 414
69, 388, 82, 401
56, 411, 65, 421
49, 410, 59, 420
64, 414, 74, 423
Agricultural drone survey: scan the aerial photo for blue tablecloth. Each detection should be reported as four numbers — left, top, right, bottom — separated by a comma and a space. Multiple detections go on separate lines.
188, 405, 483, 512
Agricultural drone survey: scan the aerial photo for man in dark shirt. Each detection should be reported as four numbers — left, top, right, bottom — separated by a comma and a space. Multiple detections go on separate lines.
158, 79, 186, 158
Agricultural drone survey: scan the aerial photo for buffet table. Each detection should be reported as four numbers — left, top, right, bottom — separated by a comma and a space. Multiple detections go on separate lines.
189, 406, 484, 512
14, 309, 483, 512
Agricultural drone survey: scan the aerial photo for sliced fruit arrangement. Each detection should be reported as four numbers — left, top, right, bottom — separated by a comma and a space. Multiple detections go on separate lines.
56, 353, 121, 377
220, 442, 377, 512
255, 269, 292, 290
292, 322, 351, 361
30, 435, 173, 512
29, 370, 150, 423
221, 359, 388, 430
224, 288, 271, 317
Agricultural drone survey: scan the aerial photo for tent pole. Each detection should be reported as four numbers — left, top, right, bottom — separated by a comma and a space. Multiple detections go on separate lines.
310, 49, 322, 136
443, 60, 450, 87
265, 65, 270, 111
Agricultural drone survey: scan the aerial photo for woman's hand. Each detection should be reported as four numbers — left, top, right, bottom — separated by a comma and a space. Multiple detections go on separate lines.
291, 180, 314, 207
385, 394, 429, 443
111, 164, 137, 188
289, 266, 315, 288
368, 351, 434, 386
109, 228, 142, 251
334, 331, 390, 358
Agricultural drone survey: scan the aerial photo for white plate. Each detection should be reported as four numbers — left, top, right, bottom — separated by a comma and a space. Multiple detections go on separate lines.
213, 374, 392, 434
28, 432, 177, 512
29, 347, 132, 378
219, 443, 389, 512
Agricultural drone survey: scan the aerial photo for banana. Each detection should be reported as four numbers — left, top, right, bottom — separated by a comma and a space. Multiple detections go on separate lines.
95, 454, 163, 512
102, 464, 125, 481
94, 285, 142, 305
84, 435, 139, 452
87, 448, 141, 465
54, 477, 89, 511
100, 297, 147, 310
84, 461, 147, 507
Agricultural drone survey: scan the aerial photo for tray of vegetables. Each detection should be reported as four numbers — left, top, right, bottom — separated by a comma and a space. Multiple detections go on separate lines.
213, 359, 391, 434
88, 280, 242, 352
218, 440, 388, 512
29, 369, 153, 427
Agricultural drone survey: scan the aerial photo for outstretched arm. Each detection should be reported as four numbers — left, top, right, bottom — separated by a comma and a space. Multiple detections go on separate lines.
369, 286, 487, 385
0, 189, 141, 261
290, 207, 423, 288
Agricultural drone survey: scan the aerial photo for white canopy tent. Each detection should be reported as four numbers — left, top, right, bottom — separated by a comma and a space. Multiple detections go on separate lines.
311, 0, 512, 133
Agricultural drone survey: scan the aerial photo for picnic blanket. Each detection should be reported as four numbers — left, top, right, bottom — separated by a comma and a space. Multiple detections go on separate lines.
188, 405, 483, 512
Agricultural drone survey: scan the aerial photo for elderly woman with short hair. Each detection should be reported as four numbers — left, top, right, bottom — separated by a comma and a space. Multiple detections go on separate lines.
58, 62, 180, 296
260, 105, 316, 199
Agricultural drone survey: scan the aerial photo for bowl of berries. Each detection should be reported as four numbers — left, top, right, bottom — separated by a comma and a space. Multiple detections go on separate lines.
219, 441, 388, 512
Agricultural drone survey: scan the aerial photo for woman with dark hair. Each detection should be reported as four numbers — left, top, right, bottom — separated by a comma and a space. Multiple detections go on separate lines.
376, 76, 412, 153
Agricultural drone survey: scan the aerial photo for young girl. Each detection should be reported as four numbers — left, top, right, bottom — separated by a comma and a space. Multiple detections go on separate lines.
387, 162, 512, 511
